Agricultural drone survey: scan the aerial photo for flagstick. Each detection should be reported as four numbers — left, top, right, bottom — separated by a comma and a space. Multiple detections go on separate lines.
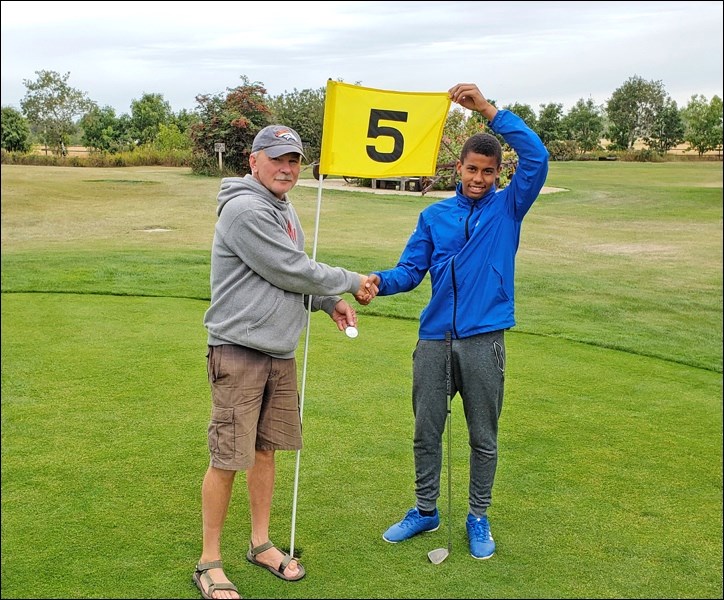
290, 169, 325, 556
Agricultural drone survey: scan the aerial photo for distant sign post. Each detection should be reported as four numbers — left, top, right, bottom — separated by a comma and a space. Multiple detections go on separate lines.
214, 143, 226, 170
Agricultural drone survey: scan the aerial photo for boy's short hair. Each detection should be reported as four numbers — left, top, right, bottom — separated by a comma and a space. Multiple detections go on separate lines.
460, 133, 502, 166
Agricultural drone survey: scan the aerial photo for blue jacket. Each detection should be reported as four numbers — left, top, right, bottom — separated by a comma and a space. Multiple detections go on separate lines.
373, 109, 549, 340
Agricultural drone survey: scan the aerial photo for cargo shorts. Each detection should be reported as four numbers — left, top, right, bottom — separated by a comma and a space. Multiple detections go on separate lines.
206, 344, 303, 471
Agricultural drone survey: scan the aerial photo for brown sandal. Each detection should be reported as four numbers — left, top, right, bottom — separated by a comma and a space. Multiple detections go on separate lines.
246, 540, 305, 581
193, 560, 241, 599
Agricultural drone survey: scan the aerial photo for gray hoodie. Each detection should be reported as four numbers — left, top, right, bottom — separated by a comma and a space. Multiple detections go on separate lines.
204, 175, 360, 358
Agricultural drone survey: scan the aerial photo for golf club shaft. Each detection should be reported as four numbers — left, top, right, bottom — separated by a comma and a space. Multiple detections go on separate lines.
445, 331, 452, 553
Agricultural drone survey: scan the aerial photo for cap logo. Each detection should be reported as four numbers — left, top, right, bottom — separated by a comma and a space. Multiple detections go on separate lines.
252, 124, 305, 158
274, 129, 299, 143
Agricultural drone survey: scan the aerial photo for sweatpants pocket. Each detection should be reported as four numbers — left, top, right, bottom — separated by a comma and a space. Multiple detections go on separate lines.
493, 340, 505, 373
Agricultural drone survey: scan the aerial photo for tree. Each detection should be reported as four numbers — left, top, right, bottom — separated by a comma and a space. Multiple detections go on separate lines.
682, 94, 723, 157
1, 106, 32, 152
153, 123, 192, 152
563, 98, 604, 153
438, 107, 490, 163
189, 76, 272, 175
173, 108, 198, 134
80, 105, 132, 153
645, 98, 685, 154
268, 87, 325, 163
606, 75, 666, 150
20, 70, 95, 155
129, 93, 173, 146
537, 102, 565, 145
503, 102, 537, 130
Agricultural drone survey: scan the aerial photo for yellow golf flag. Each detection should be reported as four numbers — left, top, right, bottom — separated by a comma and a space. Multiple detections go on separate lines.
319, 80, 450, 178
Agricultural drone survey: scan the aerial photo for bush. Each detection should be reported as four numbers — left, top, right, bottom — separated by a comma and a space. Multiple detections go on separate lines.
547, 140, 580, 161
0, 148, 192, 168
620, 148, 665, 162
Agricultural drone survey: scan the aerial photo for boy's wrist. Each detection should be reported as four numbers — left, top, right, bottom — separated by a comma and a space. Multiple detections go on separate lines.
479, 102, 497, 122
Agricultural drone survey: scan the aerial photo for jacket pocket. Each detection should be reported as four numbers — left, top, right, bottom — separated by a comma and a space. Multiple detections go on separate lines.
248, 294, 283, 332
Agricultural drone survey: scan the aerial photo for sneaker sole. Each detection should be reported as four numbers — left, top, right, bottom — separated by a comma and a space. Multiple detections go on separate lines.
470, 550, 495, 560
382, 524, 440, 544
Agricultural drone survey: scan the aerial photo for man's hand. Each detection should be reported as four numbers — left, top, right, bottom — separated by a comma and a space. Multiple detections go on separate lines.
354, 274, 379, 306
331, 299, 356, 331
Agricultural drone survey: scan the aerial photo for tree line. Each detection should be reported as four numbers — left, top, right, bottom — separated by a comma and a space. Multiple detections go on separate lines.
1, 70, 722, 177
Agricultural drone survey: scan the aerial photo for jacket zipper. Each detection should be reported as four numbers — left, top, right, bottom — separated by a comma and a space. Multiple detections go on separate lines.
452, 203, 477, 338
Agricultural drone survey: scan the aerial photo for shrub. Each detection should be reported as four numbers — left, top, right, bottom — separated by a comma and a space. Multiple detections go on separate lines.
620, 148, 665, 162
547, 140, 580, 161
0, 148, 192, 168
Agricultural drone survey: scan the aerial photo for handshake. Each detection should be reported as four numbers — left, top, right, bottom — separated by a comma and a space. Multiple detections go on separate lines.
354, 273, 381, 306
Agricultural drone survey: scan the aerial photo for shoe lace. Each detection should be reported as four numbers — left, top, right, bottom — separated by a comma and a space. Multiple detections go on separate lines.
470, 517, 490, 541
400, 509, 423, 530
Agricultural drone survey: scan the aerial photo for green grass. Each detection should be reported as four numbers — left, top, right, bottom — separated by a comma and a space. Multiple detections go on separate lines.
1, 163, 722, 599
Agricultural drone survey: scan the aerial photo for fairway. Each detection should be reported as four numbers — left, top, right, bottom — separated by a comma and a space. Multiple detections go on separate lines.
1, 163, 722, 599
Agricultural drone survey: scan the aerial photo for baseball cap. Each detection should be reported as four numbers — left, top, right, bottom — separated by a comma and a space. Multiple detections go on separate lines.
251, 125, 306, 159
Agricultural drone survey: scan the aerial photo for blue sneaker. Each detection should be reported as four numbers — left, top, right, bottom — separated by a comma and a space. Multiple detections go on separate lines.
382, 507, 440, 543
466, 513, 495, 559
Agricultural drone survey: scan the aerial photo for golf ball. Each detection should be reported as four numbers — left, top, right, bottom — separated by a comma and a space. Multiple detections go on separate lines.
345, 326, 359, 339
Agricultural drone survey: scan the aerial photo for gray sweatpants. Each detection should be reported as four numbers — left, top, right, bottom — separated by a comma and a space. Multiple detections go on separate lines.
411, 330, 505, 518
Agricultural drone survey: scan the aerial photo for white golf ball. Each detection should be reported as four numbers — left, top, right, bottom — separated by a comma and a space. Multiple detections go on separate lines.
345, 326, 358, 338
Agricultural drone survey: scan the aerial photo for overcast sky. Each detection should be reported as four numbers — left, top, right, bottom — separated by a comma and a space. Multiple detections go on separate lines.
1, 0, 722, 116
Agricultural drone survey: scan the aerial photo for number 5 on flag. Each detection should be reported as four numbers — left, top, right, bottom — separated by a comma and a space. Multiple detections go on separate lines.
319, 80, 451, 179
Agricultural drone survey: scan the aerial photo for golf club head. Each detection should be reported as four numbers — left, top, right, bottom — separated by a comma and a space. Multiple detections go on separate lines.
428, 547, 449, 564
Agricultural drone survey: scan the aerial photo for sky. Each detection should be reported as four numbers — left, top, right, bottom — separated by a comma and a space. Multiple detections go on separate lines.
1, 0, 722, 116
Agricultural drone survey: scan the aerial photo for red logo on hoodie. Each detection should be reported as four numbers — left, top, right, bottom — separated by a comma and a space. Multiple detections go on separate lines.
287, 220, 297, 242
